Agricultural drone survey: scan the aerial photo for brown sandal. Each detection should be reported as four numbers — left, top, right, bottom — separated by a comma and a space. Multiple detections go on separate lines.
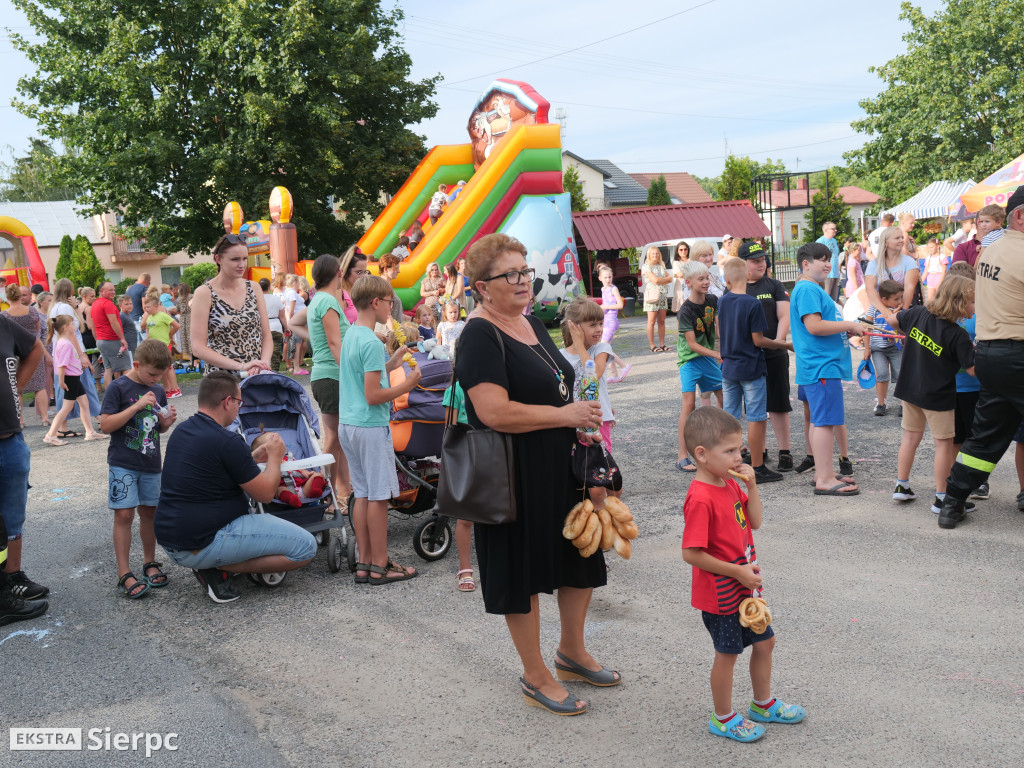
368, 560, 418, 585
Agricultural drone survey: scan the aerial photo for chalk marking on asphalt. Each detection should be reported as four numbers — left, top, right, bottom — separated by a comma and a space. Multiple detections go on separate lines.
0, 628, 51, 646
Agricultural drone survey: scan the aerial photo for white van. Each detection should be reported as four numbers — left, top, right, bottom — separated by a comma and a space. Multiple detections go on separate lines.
637, 237, 727, 304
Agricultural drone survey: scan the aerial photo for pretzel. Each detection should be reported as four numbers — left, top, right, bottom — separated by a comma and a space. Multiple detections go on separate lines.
728, 469, 748, 481
737, 597, 772, 635
598, 508, 616, 550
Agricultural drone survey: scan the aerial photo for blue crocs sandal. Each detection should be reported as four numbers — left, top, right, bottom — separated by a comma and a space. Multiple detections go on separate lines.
709, 712, 765, 742
748, 698, 806, 724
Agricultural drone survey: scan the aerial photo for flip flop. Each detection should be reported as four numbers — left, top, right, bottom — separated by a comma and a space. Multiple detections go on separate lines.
676, 458, 697, 472
813, 482, 859, 496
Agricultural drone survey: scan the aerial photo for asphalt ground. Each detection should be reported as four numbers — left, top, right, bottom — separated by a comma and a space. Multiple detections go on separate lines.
4, 314, 1023, 767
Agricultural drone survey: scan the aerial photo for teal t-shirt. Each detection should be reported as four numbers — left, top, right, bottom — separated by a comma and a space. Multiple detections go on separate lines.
442, 382, 468, 424
307, 291, 347, 382
338, 324, 389, 427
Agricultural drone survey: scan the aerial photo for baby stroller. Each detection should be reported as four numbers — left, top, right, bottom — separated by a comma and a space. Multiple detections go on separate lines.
343, 349, 454, 570
236, 372, 348, 585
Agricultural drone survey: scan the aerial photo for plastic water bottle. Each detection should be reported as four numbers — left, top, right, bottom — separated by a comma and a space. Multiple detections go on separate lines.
157, 404, 171, 418
579, 360, 600, 435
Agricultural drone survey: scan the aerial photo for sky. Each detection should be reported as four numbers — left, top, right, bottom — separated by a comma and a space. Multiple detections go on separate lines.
0, 0, 948, 181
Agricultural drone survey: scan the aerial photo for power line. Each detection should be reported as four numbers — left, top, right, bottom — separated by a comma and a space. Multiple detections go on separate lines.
442, 0, 720, 86
615, 135, 859, 165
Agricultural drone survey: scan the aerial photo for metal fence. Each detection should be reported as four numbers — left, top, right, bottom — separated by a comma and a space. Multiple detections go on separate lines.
772, 244, 800, 284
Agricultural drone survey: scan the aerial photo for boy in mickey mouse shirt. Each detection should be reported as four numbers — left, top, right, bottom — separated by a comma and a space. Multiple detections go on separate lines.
98, 340, 177, 599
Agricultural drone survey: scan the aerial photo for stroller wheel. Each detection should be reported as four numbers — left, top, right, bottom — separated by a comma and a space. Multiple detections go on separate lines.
315, 530, 329, 547
346, 536, 358, 572
252, 572, 287, 588
346, 493, 356, 532
327, 531, 343, 573
413, 515, 452, 561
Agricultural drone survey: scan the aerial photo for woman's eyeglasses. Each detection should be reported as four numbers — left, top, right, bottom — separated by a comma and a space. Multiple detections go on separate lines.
480, 268, 536, 285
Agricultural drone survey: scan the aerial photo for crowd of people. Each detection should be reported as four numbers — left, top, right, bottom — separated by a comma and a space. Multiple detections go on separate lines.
2, 191, 1023, 738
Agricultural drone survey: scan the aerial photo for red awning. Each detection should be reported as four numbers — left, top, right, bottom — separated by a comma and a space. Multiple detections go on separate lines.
572, 200, 770, 251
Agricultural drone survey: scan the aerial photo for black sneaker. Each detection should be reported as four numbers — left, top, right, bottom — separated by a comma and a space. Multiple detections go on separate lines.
741, 448, 751, 465
931, 496, 976, 514
7, 571, 49, 600
893, 484, 916, 502
970, 483, 990, 500
193, 569, 240, 603
1017, 489, 1024, 512
777, 452, 794, 472
753, 465, 784, 483
838, 457, 854, 477
938, 496, 967, 529
0, 589, 48, 626
794, 455, 815, 474
873, 402, 886, 416
895, 403, 903, 417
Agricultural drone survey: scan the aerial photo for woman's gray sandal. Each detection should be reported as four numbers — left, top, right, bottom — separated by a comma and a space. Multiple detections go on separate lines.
554, 650, 622, 687
520, 677, 587, 716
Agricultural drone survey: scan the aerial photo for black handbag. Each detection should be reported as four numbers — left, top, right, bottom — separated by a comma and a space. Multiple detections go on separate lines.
434, 322, 517, 525
571, 440, 622, 491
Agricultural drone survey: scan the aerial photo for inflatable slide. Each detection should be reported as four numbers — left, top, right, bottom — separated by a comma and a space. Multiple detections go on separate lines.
359, 79, 581, 321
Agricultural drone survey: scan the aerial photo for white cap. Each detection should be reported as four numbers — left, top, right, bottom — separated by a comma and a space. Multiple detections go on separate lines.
723, 234, 733, 241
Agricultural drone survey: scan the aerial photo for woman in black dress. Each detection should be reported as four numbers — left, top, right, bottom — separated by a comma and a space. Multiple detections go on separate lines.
456, 233, 619, 717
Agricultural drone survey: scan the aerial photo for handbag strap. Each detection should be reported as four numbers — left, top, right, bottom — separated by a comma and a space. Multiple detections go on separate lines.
444, 318, 506, 431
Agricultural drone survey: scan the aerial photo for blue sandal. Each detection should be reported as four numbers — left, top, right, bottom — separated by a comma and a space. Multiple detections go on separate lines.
676, 458, 697, 472
748, 698, 806, 724
520, 677, 587, 716
554, 650, 621, 686
709, 712, 765, 742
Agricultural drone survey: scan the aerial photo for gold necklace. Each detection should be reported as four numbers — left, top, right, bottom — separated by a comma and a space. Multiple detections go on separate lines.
481, 309, 570, 401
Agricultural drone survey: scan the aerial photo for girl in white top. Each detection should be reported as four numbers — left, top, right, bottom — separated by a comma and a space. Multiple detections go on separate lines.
282, 274, 308, 374
436, 301, 466, 355
670, 241, 691, 313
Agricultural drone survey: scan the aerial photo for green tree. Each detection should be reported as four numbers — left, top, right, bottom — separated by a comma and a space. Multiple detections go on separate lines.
803, 175, 853, 244
646, 174, 671, 206
11, 0, 439, 257
70, 235, 104, 291
180, 262, 219, 290
563, 166, 588, 212
55, 234, 73, 281
717, 155, 787, 207
847, 0, 1024, 206
693, 174, 720, 199
0, 139, 78, 202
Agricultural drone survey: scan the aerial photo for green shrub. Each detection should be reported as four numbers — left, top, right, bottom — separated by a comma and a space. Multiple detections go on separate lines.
70, 235, 105, 291
114, 277, 136, 296
181, 262, 218, 289
55, 234, 73, 281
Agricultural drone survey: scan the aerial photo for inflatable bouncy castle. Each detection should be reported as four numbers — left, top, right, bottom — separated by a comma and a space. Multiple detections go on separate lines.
359, 79, 582, 321
0, 216, 48, 289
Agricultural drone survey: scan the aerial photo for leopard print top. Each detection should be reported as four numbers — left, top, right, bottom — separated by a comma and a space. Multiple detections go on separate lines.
204, 280, 263, 374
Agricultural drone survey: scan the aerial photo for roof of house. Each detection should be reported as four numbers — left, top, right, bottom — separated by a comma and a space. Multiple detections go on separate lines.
561, 150, 610, 178
572, 200, 770, 251
628, 172, 714, 205
760, 185, 880, 210
585, 159, 650, 205
0, 200, 105, 247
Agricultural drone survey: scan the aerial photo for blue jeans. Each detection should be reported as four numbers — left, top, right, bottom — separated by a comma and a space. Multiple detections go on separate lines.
723, 377, 768, 422
0, 433, 31, 538
54, 368, 101, 420
162, 514, 316, 570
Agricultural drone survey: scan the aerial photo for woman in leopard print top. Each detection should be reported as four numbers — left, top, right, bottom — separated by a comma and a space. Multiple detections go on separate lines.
190, 234, 273, 375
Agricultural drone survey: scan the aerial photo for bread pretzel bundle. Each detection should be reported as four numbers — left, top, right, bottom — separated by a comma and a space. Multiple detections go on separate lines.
563, 497, 638, 560
737, 597, 772, 635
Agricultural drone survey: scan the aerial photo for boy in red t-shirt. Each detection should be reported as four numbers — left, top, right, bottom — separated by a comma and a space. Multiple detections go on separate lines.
682, 407, 805, 742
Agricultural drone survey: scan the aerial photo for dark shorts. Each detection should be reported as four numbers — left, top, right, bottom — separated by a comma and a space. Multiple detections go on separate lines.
954, 390, 980, 444
702, 610, 774, 655
311, 377, 339, 416
765, 354, 792, 414
63, 374, 85, 400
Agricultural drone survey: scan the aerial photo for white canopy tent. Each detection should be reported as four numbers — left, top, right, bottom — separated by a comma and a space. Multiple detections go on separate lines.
883, 180, 976, 219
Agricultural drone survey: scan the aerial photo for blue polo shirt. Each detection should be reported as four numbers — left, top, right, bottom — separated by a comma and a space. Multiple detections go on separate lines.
154, 412, 261, 550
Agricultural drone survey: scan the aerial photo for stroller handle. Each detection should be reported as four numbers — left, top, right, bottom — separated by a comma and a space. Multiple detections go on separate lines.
257, 454, 336, 471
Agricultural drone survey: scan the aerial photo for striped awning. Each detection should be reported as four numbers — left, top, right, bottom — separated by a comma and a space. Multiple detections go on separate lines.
883, 180, 976, 219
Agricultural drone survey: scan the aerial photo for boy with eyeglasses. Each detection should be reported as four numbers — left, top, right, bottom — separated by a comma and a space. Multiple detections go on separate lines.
338, 275, 422, 584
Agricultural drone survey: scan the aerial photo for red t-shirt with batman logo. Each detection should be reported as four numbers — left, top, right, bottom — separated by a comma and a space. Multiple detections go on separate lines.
682, 478, 757, 615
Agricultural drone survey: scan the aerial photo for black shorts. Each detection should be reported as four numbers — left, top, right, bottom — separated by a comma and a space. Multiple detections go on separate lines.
63, 374, 85, 400
954, 390, 980, 444
702, 610, 774, 655
765, 354, 792, 414
310, 377, 339, 416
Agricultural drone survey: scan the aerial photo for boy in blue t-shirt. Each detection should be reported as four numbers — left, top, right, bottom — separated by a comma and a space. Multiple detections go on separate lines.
789, 243, 865, 496
98, 339, 176, 598
718, 258, 791, 484
338, 275, 422, 585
